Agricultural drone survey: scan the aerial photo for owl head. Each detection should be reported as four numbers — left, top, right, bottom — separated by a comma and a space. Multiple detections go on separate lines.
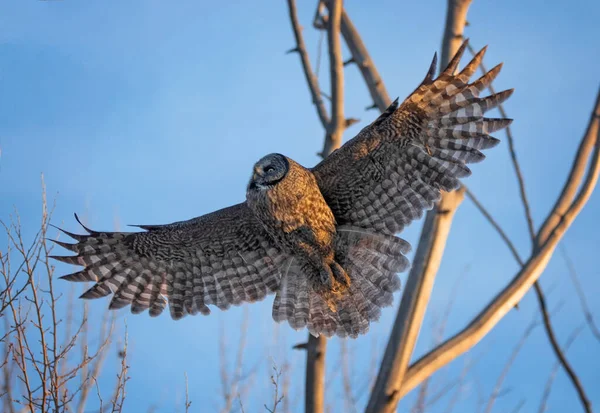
248, 153, 289, 191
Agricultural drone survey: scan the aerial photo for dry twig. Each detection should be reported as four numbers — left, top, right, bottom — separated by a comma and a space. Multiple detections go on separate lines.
366, 2, 472, 412
465, 42, 593, 412
0, 181, 121, 412
559, 243, 600, 342
537, 324, 585, 413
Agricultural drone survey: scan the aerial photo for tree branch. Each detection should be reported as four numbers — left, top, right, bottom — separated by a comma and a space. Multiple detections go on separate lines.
465, 43, 593, 412
559, 243, 600, 342
537, 324, 585, 413
397, 86, 600, 398
536, 88, 600, 245
286, 0, 330, 130
365, 1, 472, 412
321, 0, 345, 157
337, 9, 391, 111
305, 336, 326, 413
484, 312, 540, 413
286, 1, 348, 412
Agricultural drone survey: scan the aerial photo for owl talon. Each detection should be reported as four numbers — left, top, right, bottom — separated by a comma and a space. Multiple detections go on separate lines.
315, 267, 333, 291
330, 261, 350, 289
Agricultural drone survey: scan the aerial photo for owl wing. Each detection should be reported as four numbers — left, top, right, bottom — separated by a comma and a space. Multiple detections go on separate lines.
312, 40, 513, 235
51, 203, 287, 319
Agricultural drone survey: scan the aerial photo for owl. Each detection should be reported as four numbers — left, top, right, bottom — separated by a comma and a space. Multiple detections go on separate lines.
52, 41, 513, 338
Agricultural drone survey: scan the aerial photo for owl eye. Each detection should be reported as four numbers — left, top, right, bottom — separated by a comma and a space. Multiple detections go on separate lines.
265, 166, 275, 173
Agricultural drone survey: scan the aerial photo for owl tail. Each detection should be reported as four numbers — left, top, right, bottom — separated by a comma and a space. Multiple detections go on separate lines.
272, 226, 410, 338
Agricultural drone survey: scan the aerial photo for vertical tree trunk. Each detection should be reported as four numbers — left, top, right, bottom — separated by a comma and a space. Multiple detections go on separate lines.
365, 2, 472, 412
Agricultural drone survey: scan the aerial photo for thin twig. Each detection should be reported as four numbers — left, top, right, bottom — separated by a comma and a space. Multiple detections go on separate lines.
559, 243, 600, 342
466, 43, 593, 413
484, 311, 540, 413
538, 324, 585, 413
286, 0, 330, 129
365, 2, 472, 411
340, 340, 358, 413
265, 363, 284, 413
184, 372, 191, 413
399, 86, 600, 398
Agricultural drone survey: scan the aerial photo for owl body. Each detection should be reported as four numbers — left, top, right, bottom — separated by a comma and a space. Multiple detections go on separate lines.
53, 41, 514, 338
246, 155, 349, 299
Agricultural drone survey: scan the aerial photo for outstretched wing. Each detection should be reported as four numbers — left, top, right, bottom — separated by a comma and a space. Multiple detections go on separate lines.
312, 40, 513, 234
51, 203, 287, 319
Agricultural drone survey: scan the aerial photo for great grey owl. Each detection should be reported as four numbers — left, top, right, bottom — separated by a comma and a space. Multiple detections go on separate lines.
52, 41, 513, 338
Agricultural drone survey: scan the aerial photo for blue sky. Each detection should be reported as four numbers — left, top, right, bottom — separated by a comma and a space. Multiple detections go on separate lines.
1, 0, 599, 412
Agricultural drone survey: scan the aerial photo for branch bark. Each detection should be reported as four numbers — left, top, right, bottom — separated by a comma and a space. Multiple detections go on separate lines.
465, 43, 593, 412
338, 10, 391, 111
537, 324, 585, 413
321, 0, 345, 157
397, 87, 600, 398
288, 3, 600, 411
286, 0, 330, 129
365, 1, 472, 412
559, 243, 600, 342
286, 1, 347, 412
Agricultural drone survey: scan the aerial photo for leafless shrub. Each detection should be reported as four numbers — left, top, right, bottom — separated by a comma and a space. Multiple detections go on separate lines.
0, 178, 128, 412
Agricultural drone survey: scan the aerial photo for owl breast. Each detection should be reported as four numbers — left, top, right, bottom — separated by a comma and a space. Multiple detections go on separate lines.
246, 158, 337, 263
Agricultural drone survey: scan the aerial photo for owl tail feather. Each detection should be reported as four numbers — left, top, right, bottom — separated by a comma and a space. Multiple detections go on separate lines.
271, 226, 410, 338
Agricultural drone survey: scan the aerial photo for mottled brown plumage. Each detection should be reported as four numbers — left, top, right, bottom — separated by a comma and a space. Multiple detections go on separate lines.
247, 155, 349, 311
52, 40, 513, 338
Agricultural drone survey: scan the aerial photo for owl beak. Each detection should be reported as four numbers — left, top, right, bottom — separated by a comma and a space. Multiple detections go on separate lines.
249, 169, 261, 191
253, 166, 263, 180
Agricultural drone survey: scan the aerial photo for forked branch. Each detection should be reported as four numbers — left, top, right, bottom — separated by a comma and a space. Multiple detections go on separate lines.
286, 1, 349, 412
398, 87, 600, 397
365, 1, 472, 411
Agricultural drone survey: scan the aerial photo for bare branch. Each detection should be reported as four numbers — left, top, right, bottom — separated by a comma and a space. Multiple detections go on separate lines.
110, 326, 129, 413
340, 340, 358, 413
265, 362, 284, 413
538, 324, 585, 413
365, 2, 472, 411
398, 87, 600, 397
484, 312, 540, 413
321, 0, 345, 157
537, 90, 600, 246
305, 335, 327, 413
286, 0, 330, 130
287, 2, 350, 413
465, 43, 593, 412
184, 372, 192, 413
219, 308, 253, 413
559, 243, 600, 342
335, 8, 391, 111
510, 398, 527, 413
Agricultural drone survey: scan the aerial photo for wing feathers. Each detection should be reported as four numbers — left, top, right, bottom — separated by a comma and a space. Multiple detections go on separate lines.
313, 40, 512, 238
54, 40, 513, 340
459, 45, 487, 79
52, 203, 284, 319
442, 38, 469, 75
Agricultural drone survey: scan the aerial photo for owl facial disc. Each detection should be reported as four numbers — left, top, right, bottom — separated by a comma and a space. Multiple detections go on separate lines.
248, 153, 289, 191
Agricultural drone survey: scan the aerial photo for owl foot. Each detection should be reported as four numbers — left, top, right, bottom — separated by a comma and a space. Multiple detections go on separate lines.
330, 261, 350, 291
315, 267, 334, 291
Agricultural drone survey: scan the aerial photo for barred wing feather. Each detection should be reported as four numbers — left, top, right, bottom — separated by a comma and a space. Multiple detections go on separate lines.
51, 203, 286, 319
313, 40, 512, 235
